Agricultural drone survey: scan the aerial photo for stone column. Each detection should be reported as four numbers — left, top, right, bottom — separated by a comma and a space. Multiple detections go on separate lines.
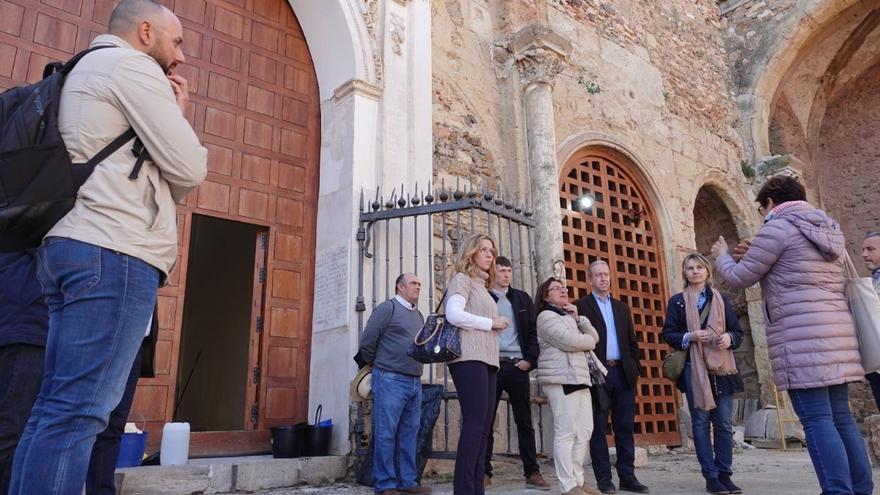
513, 26, 571, 282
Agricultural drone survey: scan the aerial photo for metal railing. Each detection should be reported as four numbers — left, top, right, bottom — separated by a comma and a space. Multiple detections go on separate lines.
353, 180, 545, 460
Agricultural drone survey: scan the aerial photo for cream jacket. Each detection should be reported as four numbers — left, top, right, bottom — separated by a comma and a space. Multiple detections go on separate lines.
48, 35, 207, 280
535, 310, 599, 386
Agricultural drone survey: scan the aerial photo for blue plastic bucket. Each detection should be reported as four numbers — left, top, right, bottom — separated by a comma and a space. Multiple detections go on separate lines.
116, 431, 147, 468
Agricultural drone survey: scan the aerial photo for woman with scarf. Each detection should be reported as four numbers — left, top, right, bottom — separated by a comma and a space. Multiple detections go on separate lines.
662, 253, 743, 495
711, 176, 872, 495
534, 276, 604, 495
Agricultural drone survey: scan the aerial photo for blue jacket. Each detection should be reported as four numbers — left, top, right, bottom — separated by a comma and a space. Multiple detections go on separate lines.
0, 250, 48, 347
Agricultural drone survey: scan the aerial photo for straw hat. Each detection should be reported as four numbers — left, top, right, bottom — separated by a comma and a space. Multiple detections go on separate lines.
350, 366, 373, 401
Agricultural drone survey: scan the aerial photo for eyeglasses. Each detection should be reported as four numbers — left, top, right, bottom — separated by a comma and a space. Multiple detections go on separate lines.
757, 204, 766, 213
478, 247, 496, 256
548, 285, 567, 293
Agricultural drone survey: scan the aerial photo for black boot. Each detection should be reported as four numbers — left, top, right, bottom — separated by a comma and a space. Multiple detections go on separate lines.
718, 474, 742, 494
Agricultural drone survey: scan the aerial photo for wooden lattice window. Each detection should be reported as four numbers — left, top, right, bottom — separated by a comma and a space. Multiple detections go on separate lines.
560, 148, 679, 446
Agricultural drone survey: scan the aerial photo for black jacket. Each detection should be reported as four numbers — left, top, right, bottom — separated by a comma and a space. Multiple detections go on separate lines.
575, 293, 641, 388
490, 287, 540, 367
0, 250, 49, 348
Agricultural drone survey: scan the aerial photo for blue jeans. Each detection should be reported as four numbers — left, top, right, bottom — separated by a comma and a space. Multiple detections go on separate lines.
9, 237, 158, 495
87, 348, 143, 494
788, 384, 874, 495
372, 368, 422, 492
683, 364, 734, 480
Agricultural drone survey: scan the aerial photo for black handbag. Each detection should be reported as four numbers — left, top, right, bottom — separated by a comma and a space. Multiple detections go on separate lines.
407, 291, 461, 364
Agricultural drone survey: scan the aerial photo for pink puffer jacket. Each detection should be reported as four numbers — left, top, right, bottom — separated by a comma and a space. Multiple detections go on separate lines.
715, 202, 863, 391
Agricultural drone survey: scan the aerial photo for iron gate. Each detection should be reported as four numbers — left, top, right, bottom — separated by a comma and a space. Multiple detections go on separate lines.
354, 180, 546, 460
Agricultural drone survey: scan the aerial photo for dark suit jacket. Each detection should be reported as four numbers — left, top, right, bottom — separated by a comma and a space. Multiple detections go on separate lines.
575, 293, 641, 388
490, 287, 540, 367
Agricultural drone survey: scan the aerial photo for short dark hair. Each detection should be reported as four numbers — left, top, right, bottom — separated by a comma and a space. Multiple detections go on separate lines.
533, 277, 563, 315
495, 256, 512, 268
394, 273, 407, 294
866, 231, 880, 240
755, 176, 806, 208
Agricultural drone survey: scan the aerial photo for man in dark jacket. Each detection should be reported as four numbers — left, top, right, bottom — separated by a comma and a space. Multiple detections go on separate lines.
0, 250, 157, 495
575, 260, 649, 494
484, 256, 548, 490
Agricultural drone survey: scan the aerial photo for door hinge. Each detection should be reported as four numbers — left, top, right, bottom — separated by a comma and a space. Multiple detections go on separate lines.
258, 268, 266, 284
250, 404, 258, 424
252, 366, 261, 385
259, 232, 268, 249
256, 316, 264, 332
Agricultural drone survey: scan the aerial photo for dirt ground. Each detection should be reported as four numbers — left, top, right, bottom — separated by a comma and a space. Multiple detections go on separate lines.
253, 447, 880, 494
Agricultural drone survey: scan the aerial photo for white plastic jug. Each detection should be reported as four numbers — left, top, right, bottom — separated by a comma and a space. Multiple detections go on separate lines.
160, 422, 190, 466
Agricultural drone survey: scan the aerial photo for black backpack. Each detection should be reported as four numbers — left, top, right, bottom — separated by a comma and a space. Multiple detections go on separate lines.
0, 45, 141, 252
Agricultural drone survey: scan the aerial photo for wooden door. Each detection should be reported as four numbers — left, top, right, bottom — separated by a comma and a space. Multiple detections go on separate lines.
560, 147, 679, 446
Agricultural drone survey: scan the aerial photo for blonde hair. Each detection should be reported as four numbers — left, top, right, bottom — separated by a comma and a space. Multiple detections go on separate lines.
681, 253, 713, 288
451, 234, 497, 287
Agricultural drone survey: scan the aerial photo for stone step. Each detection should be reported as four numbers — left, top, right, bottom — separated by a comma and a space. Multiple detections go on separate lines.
117, 455, 348, 494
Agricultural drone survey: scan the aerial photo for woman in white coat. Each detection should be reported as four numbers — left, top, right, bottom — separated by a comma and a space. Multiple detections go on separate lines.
534, 277, 603, 495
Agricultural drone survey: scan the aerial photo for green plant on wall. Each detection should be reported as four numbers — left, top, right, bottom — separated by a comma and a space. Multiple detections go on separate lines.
578, 71, 601, 95
740, 160, 756, 178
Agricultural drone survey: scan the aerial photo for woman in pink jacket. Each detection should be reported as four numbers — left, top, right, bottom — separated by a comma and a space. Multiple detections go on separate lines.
711, 176, 872, 495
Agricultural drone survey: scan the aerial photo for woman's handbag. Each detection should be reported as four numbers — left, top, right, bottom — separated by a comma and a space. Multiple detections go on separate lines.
407, 291, 462, 364
843, 252, 880, 373
587, 352, 611, 412
662, 349, 687, 382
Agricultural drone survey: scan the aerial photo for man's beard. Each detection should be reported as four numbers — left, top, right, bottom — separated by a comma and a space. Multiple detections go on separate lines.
147, 46, 172, 74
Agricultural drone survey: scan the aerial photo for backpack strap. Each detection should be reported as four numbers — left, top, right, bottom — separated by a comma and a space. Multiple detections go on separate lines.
72, 128, 137, 187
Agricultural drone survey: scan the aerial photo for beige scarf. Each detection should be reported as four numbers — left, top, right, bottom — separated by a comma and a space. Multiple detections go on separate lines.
685, 285, 738, 411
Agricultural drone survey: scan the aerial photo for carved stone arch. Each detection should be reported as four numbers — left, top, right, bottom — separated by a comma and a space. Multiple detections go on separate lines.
741, 0, 880, 161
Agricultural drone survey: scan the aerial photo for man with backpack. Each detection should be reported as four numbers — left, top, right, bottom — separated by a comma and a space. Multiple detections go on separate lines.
6, 0, 206, 492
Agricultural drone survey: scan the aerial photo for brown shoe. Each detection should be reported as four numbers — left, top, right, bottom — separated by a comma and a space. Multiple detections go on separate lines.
399, 486, 432, 494
582, 484, 604, 495
526, 472, 551, 490
484, 475, 492, 488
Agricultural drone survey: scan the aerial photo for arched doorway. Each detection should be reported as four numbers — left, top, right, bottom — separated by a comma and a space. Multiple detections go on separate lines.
693, 186, 760, 400
0, 0, 321, 454
560, 147, 678, 446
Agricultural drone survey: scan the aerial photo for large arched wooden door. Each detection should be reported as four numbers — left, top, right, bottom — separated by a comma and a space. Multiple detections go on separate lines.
560, 147, 679, 446
0, 0, 320, 454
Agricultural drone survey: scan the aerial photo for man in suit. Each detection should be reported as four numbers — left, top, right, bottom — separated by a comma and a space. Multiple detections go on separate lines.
575, 260, 649, 494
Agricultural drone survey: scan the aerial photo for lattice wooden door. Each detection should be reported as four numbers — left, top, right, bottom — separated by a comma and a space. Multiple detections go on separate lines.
560, 148, 680, 446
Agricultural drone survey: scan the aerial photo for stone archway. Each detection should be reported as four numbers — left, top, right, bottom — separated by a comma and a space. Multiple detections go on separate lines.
693, 186, 763, 402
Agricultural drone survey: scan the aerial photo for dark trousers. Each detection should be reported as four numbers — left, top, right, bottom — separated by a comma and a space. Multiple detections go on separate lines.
484, 361, 539, 479
867, 373, 880, 412
589, 365, 636, 483
86, 349, 143, 494
0, 344, 44, 495
450, 361, 497, 495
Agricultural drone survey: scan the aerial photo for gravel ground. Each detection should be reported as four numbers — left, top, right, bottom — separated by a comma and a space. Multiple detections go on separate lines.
253, 447, 880, 494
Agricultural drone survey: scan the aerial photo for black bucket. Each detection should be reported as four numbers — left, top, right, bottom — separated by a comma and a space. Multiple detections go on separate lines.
304, 405, 332, 457
270, 422, 307, 458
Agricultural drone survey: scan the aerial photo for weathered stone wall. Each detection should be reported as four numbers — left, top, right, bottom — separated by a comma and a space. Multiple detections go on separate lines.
721, 0, 799, 90
816, 63, 880, 269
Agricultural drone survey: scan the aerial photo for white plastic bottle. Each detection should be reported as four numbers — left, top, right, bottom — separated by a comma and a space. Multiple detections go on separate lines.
160, 422, 190, 466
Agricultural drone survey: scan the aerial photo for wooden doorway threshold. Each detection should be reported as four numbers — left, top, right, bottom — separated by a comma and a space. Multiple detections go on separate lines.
187, 430, 272, 457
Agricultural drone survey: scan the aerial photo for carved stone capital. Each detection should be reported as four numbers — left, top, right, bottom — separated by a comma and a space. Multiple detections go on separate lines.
511, 24, 571, 87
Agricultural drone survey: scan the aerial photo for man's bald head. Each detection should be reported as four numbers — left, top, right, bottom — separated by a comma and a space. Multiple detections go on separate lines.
107, 0, 186, 74
108, 0, 167, 35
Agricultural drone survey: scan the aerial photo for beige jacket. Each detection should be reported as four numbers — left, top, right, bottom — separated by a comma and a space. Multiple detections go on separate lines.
48, 35, 207, 280
535, 310, 599, 386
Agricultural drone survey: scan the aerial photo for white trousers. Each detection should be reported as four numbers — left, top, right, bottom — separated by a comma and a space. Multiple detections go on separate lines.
545, 383, 594, 493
